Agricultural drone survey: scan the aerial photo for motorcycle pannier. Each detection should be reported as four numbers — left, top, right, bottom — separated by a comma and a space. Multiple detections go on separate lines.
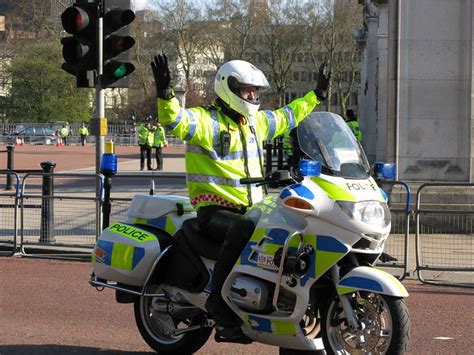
92, 222, 164, 287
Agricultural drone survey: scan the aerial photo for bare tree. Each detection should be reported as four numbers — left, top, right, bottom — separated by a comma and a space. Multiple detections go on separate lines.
204, 0, 259, 64
250, 0, 310, 106
305, 0, 363, 113
152, 0, 206, 102
126, 9, 168, 118
6, 1, 62, 42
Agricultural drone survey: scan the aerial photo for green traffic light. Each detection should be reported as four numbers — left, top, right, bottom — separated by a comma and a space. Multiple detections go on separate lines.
113, 64, 126, 78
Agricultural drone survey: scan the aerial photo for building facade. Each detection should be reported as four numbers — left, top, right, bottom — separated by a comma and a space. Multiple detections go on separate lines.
359, 0, 474, 182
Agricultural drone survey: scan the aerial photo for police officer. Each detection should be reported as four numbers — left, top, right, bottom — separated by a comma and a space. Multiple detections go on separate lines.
137, 118, 153, 171
345, 108, 362, 142
151, 54, 330, 339
79, 123, 89, 146
59, 125, 69, 146
152, 121, 167, 171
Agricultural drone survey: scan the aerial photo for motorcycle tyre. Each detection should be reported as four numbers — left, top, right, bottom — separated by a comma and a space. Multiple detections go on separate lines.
134, 293, 212, 354
320, 293, 410, 355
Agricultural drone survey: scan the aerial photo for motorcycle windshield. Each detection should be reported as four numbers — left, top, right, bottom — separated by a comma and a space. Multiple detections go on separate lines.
297, 112, 370, 178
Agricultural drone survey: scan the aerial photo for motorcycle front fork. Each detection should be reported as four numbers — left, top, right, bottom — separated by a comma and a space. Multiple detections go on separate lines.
329, 265, 360, 332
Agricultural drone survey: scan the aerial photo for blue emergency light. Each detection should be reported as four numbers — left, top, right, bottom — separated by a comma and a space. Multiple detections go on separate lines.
374, 162, 396, 179
100, 141, 117, 175
299, 160, 321, 177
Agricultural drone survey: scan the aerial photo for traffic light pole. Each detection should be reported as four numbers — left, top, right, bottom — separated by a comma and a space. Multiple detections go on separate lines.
95, 4, 105, 176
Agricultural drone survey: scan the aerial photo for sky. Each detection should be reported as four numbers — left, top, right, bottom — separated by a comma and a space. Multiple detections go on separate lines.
131, 0, 148, 11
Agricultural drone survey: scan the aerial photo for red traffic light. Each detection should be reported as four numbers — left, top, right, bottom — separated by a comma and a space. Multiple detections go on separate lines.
61, 7, 91, 34
60, 2, 98, 87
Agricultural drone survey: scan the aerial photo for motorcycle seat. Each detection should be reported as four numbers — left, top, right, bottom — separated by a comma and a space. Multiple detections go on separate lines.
182, 218, 222, 261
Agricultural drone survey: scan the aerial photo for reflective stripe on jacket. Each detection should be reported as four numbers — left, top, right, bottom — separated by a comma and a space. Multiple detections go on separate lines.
157, 91, 319, 210
153, 126, 167, 147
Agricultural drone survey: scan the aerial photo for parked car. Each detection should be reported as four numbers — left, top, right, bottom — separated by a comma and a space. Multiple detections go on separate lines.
4, 126, 57, 145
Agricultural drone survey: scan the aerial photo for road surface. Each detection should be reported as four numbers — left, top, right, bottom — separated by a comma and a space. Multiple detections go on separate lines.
0, 257, 473, 354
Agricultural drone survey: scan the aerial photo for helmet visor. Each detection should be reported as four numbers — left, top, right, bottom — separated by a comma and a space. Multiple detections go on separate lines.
228, 75, 269, 105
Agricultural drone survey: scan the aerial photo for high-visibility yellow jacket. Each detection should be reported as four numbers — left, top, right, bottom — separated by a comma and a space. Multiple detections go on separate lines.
153, 126, 168, 148
59, 127, 69, 138
346, 120, 362, 142
137, 123, 153, 146
79, 127, 89, 136
157, 91, 319, 210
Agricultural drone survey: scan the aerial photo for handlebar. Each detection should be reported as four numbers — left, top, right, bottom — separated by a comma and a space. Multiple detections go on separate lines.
240, 177, 268, 185
240, 169, 302, 187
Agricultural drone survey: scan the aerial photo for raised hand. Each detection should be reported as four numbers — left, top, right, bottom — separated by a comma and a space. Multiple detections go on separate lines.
314, 61, 331, 101
151, 54, 173, 99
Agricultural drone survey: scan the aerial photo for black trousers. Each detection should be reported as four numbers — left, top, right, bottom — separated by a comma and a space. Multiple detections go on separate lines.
197, 205, 255, 295
154, 146, 163, 170
80, 135, 87, 146
140, 145, 152, 170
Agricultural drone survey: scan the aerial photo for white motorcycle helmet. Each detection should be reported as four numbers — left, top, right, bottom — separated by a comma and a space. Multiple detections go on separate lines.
214, 60, 270, 117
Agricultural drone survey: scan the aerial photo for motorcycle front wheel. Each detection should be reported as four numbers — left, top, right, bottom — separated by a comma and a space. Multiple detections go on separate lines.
321, 292, 410, 355
134, 284, 212, 354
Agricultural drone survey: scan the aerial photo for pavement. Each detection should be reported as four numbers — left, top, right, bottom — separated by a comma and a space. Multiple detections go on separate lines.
67, 147, 185, 175
0, 144, 186, 175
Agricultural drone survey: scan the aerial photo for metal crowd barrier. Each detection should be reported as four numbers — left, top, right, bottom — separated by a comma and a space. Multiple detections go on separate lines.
415, 183, 474, 287
18, 172, 104, 260
0, 171, 21, 256
106, 173, 187, 225
376, 180, 411, 281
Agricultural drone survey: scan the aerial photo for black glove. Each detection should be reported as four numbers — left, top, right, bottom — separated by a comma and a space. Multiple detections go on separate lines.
151, 54, 174, 99
314, 62, 331, 101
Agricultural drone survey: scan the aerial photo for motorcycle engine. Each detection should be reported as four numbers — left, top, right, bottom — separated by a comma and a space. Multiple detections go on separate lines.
230, 276, 271, 312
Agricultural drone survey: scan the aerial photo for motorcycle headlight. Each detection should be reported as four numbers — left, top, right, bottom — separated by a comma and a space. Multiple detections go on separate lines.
336, 200, 391, 227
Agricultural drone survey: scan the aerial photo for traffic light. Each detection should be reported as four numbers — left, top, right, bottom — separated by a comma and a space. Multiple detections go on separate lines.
102, 0, 135, 88
60, 0, 98, 88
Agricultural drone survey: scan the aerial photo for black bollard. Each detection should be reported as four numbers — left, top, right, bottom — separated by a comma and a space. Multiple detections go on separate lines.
40, 161, 56, 243
5, 145, 14, 190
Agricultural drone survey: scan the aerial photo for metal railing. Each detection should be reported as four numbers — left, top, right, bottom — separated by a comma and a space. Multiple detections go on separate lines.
18, 172, 104, 260
1, 168, 472, 288
415, 183, 474, 287
377, 180, 411, 281
0, 132, 183, 147
0, 171, 21, 256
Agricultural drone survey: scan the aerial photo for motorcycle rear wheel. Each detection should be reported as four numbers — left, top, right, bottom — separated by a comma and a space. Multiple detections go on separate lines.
134, 285, 212, 354
321, 292, 410, 355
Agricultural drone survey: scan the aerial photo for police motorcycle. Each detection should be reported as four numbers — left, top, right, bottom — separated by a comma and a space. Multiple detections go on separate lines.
90, 111, 410, 354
